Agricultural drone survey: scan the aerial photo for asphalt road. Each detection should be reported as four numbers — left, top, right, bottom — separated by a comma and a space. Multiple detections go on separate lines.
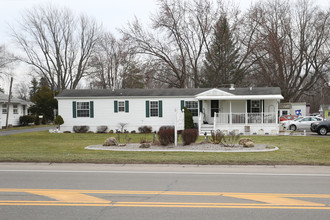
0, 163, 330, 220
0, 126, 56, 136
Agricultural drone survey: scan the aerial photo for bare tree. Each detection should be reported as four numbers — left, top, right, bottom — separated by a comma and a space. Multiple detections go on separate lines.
0, 45, 16, 79
15, 81, 30, 101
242, 0, 330, 101
11, 5, 101, 92
122, 0, 219, 88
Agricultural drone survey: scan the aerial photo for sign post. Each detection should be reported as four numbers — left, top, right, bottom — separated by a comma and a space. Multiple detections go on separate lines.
175, 109, 185, 147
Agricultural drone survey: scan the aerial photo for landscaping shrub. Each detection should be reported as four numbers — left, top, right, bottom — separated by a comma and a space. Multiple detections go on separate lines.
19, 115, 35, 126
34, 115, 40, 125
97, 125, 108, 133
138, 126, 153, 133
54, 115, 64, 128
183, 107, 194, 129
182, 129, 199, 145
131, 130, 136, 133
157, 128, 175, 146
158, 125, 174, 131
41, 114, 47, 125
73, 125, 89, 133
210, 130, 225, 144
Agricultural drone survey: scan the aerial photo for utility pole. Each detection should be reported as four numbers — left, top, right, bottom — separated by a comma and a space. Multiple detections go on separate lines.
5, 77, 13, 129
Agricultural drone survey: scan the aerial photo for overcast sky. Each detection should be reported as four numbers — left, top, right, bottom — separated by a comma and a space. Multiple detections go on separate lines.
0, 0, 329, 91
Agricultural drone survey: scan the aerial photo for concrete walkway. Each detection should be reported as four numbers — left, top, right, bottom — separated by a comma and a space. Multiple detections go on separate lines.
0, 126, 56, 136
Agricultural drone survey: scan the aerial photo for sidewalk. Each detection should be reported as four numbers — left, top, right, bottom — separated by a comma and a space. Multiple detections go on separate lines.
0, 126, 56, 136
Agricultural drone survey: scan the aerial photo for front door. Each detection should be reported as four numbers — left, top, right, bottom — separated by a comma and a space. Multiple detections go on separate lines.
211, 100, 219, 117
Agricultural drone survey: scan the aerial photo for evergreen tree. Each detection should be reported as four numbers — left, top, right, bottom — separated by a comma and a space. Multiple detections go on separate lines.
202, 16, 242, 88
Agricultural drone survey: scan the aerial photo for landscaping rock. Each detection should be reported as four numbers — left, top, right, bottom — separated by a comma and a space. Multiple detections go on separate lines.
244, 141, 255, 148
239, 138, 255, 148
103, 137, 118, 146
139, 143, 151, 148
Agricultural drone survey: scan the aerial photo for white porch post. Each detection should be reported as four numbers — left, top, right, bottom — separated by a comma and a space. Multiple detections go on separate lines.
245, 101, 248, 125
229, 101, 232, 125
261, 100, 264, 125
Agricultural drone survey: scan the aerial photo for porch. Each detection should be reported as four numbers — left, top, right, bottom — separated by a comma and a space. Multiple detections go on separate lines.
198, 112, 279, 135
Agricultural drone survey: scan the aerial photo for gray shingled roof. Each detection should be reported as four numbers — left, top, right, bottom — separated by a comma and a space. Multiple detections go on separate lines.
0, 92, 30, 104
56, 87, 282, 98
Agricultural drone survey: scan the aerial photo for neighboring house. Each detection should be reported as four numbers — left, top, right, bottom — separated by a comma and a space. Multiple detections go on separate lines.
0, 92, 30, 128
278, 102, 309, 117
319, 104, 330, 119
56, 87, 284, 135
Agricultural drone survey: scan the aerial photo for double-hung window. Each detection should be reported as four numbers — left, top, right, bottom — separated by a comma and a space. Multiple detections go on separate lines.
77, 102, 90, 117
13, 104, 18, 114
251, 100, 261, 113
2, 104, 7, 114
150, 101, 159, 117
118, 101, 125, 112
185, 101, 198, 116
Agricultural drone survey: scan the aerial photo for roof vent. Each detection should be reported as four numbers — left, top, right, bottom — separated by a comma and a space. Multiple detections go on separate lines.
229, 84, 235, 90
249, 87, 253, 91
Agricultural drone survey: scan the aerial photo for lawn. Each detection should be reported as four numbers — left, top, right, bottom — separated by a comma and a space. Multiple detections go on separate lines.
0, 131, 329, 165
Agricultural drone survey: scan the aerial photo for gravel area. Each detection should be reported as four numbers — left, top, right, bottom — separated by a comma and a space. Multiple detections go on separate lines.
85, 143, 278, 153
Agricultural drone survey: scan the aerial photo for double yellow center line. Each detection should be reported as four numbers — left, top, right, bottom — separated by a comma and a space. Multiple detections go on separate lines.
1, 188, 330, 209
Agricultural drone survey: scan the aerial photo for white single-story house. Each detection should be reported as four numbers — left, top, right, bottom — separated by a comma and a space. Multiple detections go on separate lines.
56, 87, 284, 135
0, 92, 30, 128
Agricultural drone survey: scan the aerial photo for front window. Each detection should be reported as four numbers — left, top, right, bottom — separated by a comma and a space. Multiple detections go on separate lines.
13, 104, 18, 114
185, 101, 198, 116
150, 101, 158, 117
2, 104, 7, 114
77, 102, 90, 117
251, 100, 260, 113
118, 101, 125, 112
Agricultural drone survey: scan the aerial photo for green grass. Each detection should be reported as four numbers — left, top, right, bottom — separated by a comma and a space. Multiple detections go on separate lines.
0, 132, 329, 165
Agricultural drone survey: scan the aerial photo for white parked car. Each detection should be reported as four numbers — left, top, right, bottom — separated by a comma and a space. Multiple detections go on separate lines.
283, 116, 323, 131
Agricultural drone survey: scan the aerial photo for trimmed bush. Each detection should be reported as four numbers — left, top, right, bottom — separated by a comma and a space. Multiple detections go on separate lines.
54, 115, 64, 128
41, 114, 47, 125
159, 125, 174, 131
138, 126, 153, 133
97, 126, 108, 133
182, 129, 199, 145
157, 128, 175, 146
73, 126, 89, 133
19, 115, 35, 126
34, 115, 40, 125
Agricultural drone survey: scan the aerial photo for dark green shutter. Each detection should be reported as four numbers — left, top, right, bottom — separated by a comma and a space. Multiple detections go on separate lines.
247, 100, 251, 113
114, 100, 118, 113
125, 100, 129, 113
72, 101, 76, 118
180, 100, 185, 110
90, 101, 94, 118
159, 100, 163, 117
146, 101, 150, 117
262, 100, 264, 113
199, 100, 203, 113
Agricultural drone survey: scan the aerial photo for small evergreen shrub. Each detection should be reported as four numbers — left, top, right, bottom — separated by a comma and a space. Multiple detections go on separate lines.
131, 130, 136, 133
54, 115, 64, 128
138, 126, 153, 133
73, 125, 89, 133
41, 114, 47, 125
19, 115, 35, 126
97, 125, 108, 133
34, 115, 40, 125
157, 128, 175, 146
183, 107, 194, 129
182, 129, 199, 145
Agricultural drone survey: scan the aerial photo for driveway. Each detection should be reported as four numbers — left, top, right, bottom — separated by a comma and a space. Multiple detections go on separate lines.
0, 126, 56, 136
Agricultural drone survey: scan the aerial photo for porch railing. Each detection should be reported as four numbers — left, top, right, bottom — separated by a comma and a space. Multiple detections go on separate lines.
214, 112, 277, 124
